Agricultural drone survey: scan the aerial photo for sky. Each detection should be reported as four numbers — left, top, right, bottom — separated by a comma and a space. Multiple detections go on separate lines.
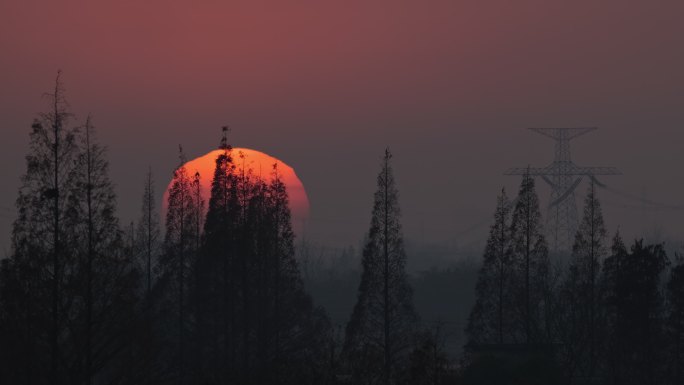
1, 0, 684, 257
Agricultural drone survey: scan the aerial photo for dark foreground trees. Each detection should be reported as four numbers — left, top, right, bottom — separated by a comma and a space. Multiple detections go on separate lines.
188, 131, 330, 385
1, 71, 80, 385
508, 171, 550, 344
0, 73, 143, 385
666, 254, 684, 384
0, 77, 331, 385
5, 75, 684, 385
601, 236, 669, 385
467, 172, 550, 347
556, 182, 608, 383
463, 179, 684, 385
343, 149, 418, 385
467, 188, 513, 345
158, 146, 204, 384
463, 175, 556, 384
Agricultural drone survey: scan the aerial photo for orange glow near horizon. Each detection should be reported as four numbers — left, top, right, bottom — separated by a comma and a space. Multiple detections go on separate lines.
163, 148, 309, 233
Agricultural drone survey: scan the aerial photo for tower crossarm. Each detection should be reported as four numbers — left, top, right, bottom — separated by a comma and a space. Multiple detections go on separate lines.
571, 166, 622, 176
529, 127, 597, 140
504, 165, 621, 176
504, 166, 555, 176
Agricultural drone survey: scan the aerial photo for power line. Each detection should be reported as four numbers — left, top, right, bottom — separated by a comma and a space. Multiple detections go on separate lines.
597, 184, 684, 211
602, 201, 684, 211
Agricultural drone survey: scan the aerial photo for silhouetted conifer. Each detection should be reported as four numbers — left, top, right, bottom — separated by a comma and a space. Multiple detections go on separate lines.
557, 181, 608, 382
137, 168, 160, 298
344, 149, 418, 385
68, 116, 132, 385
666, 254, 684, 384
601, 237, 668, 385
2, 72, 79, 384
190, 130, 330, 385
160, 146, 202, 384
509, 170, 549, 344
467, 188, 513, 345
192, 129, 239, 383
1, 76, 142, 385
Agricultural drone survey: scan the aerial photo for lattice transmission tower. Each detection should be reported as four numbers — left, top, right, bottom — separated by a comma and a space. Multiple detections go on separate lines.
505, 128, 620, 253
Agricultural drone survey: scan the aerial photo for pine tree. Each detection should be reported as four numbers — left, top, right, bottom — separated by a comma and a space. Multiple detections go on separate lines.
2, 71, 79, 384
192, 171, 203, 255
558, 181, 608, 381
193, 128, 239, 382
248, 160, 330, 385
509, 170, 549, 344
666, 254, 684, 384
73, 116, 119, 385
137, 168, 160, 298
344, 149, 418, 385
160, 146, 201, 384
1, 76, 142, 385
600, 229, 627, 379
67, 115, 141, 385
467, 188, 513, 345
602, 237, 669, 385
191, 130, 330, 384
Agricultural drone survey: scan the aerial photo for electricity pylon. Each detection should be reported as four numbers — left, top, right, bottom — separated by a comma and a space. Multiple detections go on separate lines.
505, 128, 620, 253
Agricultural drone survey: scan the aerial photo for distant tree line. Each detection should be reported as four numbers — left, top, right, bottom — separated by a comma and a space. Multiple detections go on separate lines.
464, 172, 684, 385
1, 74, 682, 385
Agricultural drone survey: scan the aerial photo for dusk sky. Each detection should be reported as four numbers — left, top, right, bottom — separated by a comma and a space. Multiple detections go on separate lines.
2, 0, 684, 256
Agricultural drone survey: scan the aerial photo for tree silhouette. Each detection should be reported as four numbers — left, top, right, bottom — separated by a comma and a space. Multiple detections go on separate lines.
557, 181, 608, 382
467, 188, 513, 345
344, 149, 418, 385
666, 254, 684, 384
509, 170, 549, 344
137, 168, 160, 299
401, 323, 452, 385
1, 75, 143, 385
160, 146, 202, 384
602, 236, 669, 385
1, 72, 78, 384
193, 128, 239, 382
68, 116, 126, 385
190, 129, 330, 384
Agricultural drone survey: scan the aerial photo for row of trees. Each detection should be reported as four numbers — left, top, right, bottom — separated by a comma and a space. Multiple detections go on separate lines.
0, 75, 431, 385
156, 130, 332, 384
0, 73, 140, 385
465, 172, 683, 385
2, 74, 682, 385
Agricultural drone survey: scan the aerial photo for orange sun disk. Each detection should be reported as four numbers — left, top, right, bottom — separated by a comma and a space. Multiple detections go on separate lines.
163, 148, 310, 234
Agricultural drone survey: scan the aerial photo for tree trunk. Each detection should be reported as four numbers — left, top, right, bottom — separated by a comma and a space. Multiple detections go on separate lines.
51, 76, 62, 385
383, 153, 391, 385
85, 119, 94, 385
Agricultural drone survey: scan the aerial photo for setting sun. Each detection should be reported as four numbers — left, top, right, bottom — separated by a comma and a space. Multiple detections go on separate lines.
163, 148, 309, 233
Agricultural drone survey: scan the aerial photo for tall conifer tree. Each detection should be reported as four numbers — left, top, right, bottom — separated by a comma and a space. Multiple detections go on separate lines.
1, 76, 141, 384
467, 188, 513, 345
558, 181, 607, 381
190, 129, 329, 384
509, 170, 549, 344
602, 237, 668, 385
2, 72, 79, 384
70, 116, 123, 385
344, 149, 417, 385
161, 146, 201, 384
193, 128, 238, 382
666, 255, 684, 384
137, 168, 160, 298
